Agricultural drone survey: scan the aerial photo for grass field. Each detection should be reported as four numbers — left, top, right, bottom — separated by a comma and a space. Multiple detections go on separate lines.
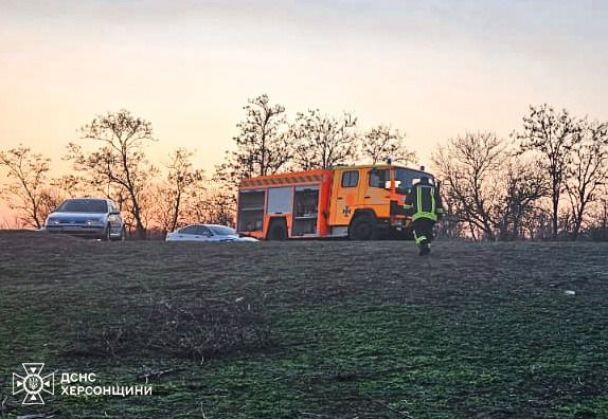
0, 231, 607, 418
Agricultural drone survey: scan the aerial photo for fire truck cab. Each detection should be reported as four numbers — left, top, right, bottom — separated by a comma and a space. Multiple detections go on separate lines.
236, 164, 434, 240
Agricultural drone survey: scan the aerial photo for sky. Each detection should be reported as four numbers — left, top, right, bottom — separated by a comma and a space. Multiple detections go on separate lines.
1, 0, 608, 221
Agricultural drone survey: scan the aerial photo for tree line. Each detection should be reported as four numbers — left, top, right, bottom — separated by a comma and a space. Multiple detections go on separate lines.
1, 95, 607, 240
434, 105, 608, 241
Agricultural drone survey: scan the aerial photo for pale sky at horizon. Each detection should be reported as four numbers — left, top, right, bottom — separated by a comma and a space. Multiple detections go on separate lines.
1, 0, 608, 189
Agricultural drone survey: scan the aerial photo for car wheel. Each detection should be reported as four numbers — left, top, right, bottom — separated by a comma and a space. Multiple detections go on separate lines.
104, 224, 111, 241
267, 219, 288, 240
111, 225, 126, 241
349, 213, 377, 240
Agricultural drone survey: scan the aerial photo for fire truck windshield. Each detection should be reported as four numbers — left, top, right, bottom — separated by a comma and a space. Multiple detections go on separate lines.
394, 168, 434, 194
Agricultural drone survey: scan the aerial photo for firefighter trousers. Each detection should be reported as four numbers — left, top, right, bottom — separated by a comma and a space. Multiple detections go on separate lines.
412, 218, 435, 249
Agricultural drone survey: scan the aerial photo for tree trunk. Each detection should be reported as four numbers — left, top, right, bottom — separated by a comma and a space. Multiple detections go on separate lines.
170, 190, 181, 232
552, 191, 559, 240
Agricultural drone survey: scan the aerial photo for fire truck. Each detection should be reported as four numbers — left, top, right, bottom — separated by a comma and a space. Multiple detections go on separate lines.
236, 164, 434, 240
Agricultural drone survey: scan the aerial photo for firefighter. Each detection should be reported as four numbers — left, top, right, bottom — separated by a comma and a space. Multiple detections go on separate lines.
403, 176, 444, 256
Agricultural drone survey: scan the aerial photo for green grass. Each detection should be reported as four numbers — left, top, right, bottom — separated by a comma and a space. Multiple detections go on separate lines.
0, 232, 607, 418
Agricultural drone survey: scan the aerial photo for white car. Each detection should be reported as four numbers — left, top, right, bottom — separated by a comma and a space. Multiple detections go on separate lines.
166, 224, 258, 242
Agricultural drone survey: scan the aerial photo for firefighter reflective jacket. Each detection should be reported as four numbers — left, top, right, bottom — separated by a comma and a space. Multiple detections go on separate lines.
403, 180, 444, 222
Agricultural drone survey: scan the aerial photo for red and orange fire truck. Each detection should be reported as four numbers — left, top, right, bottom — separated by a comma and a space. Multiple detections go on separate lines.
236, 164, 434, 240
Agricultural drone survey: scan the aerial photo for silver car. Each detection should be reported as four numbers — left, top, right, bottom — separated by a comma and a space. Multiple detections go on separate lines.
166, 224, 258, 242
45, 198, 125, 241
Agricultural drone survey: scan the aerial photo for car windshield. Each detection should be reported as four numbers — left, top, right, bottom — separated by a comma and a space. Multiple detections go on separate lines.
394, 168, 434, 194
56, 199, 108, 213
209, 225, 236, 236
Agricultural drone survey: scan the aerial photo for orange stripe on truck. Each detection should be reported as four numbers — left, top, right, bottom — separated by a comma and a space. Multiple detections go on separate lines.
240, 174, 323, 188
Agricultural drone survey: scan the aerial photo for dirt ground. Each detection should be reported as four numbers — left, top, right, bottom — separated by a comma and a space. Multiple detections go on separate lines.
0, 231, 607, 418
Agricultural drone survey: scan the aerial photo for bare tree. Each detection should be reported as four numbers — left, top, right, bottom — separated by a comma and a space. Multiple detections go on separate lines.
0, 146, 51, 228
213, 94, 290, 203
50, 174, 83, 198
433, 192, 468, 240
156, 148, 205, 233
497, 158, 548, 240
434, 133, 548, 241
520, 206, 553, 240
213, 157, 244, 194
565, 119, 608, 240
38, 188, 67, 222
361, 125, 416, 165
182, 189, 208, 225
182, 189, 235, 227
290, 109, 358, 170
517, 104, 581, 239
588, 185, 608, 240
204, 191, 236, 226
226, 94, 290, 179
66, 110, 156, 239
432, 132, 506, 240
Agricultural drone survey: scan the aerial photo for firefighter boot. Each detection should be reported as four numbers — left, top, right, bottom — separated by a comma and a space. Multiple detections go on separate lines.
419, 239, 430, 256
415, 233, 430, 256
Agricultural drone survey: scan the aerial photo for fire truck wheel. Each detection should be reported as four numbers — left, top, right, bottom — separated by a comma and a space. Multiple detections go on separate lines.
267, 219, 288, 240
348, 213, 377, 240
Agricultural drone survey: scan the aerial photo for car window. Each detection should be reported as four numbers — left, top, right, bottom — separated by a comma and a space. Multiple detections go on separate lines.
57, 199, 108, 213
369, 169, 389, 188
341, 171, 359, 187
208, 225, 236, 236
196, 226, 212, 236
180, 226, 198, 235
395, 168, 434, 193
